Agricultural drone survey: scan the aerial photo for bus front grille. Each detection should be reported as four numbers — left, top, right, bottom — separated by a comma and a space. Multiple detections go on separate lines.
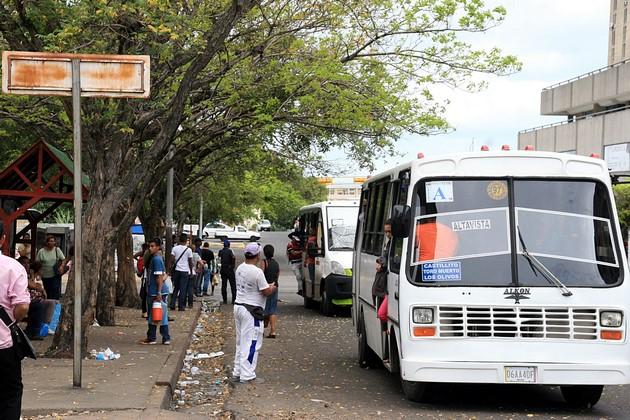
437, 306, 601, 340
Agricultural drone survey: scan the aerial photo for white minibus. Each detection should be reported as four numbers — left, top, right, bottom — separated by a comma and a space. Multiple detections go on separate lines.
298, 201, 359, 315
352, 150, 630, 408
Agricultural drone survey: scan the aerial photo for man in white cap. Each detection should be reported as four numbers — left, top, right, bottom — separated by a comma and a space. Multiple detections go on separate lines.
232, 242, 276, 384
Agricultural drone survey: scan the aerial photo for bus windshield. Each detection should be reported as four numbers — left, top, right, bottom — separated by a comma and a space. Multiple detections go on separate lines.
407, 178, 622, 287
327, 206, 358, 250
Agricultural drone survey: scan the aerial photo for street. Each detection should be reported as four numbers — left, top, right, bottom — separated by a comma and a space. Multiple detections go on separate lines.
221, 232, 630, 419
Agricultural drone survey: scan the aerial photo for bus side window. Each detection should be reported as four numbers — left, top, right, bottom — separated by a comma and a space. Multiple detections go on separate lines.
389, 170, 410, 274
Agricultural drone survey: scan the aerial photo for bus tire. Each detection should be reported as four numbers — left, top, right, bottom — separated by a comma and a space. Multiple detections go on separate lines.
357, 314, 380, 369
401, 378, 428, 403
320, 287, 333, 316
560, 385, 603, 408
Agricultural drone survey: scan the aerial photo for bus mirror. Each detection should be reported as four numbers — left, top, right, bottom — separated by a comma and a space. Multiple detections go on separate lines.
391, 205, 411, 238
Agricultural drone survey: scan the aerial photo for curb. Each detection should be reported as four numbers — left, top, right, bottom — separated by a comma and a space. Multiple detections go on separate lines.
151, 303, 203, 410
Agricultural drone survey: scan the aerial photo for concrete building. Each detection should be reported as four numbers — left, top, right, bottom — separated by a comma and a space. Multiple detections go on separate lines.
609, 0, 630, 65
318, 177, 366, 201
518, 1, 630, 174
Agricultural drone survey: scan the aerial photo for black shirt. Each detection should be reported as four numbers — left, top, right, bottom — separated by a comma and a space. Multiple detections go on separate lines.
200, 248, 214, 262
263, 258, 280, 286
218, 247, 235, 270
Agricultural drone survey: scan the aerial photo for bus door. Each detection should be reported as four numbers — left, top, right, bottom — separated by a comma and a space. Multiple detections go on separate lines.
388, 170, 410, 325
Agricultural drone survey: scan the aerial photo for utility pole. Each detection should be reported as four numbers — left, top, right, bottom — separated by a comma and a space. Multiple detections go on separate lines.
199, 197, 203, 239
166, 166, 174, 265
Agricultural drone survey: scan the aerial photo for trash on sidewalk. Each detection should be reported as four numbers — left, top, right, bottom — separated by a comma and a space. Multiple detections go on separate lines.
89, 347, 120, 361
194, 351, 224, 359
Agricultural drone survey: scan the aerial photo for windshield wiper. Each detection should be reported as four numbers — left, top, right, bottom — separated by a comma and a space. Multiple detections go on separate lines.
517, 227, 573, 297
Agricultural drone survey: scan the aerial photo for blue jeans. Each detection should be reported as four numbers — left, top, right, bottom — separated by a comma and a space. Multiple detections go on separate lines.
146, 295, 170, 342
202, 268, 211, 293
170, 270, 189, 310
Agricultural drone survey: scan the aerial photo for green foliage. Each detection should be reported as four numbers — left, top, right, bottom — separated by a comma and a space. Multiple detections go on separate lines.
614, 184, 630, 234
177, 150, 326, 229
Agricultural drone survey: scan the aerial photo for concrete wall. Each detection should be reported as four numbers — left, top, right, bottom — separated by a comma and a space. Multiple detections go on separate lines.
576, 117, 604, 155
518, 108, 630, 156
594, 66, 618, 106
542, 63, 630, 115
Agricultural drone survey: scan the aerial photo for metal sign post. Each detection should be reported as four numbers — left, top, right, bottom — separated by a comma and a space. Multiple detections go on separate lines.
2, 51, 150, 388
71, 58, 83, 388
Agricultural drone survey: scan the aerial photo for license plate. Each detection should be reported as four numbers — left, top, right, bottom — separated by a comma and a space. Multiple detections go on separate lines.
504, 366, 537, 383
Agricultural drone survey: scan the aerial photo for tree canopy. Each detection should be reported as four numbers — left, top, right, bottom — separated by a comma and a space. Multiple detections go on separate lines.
0, 0, 520, 353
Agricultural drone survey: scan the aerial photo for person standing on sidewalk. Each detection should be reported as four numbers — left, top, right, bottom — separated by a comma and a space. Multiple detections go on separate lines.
286, 234, 303, 295
232, 243, 276, 383
0, 221, 31, 419
140, 238, 171, 345
170, 233, 193, 312
200, 242, 215, 296
218, 240, 236, 304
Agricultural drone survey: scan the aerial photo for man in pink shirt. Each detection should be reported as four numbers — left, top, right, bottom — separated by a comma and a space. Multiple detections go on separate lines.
0, 221, 30, 420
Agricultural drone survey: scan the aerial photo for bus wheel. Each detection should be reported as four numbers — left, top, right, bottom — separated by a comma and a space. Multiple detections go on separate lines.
560, 385, 603, 408
320, 287, 333, 317
357, 315, 380, 368
401, 378, 428, 403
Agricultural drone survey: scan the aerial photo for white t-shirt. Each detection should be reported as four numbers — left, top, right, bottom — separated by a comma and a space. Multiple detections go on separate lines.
171, 245, 192, 272
235, 263, 269, 308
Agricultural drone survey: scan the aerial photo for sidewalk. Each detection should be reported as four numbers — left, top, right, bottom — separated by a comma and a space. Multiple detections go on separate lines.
21, 298, 214, 418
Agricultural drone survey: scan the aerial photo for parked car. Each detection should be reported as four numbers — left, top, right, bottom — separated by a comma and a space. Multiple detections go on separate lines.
257, 219, 272, 232
202, 222, 230, 239
214, 225, 261, 241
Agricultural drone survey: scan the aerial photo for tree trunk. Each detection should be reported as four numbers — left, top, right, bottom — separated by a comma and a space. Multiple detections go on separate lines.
116, 229, 140, 308
47, 204, 111, 356
96, 242, 116, 326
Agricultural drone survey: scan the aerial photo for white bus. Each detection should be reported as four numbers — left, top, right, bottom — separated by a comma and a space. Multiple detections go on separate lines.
298, 201, 359, 315
353, 150, 630, 408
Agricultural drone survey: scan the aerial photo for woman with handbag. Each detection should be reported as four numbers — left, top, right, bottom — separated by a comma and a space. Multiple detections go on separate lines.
35, 235, 66, 300
0, 221, 31, 419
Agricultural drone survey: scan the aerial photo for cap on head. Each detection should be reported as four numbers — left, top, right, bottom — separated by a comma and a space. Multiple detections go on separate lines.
244, 242, 261, 258
376, 256, 386, 265
224, 239, 230, 247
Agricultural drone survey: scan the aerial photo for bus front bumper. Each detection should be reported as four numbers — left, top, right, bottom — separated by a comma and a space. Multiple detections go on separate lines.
325, 274, 352, 306
400, 360, 630, 385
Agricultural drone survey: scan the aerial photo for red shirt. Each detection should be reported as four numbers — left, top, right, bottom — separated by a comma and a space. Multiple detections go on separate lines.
286, 241, 303, 263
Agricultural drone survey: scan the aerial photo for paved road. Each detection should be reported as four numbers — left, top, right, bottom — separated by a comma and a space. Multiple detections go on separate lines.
223, 233, 630, 419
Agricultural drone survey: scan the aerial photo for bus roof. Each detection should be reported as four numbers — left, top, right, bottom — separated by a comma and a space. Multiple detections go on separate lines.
362, 151, 610, 187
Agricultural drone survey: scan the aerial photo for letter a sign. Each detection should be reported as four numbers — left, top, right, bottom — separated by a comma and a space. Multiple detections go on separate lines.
425, 181, 454, 203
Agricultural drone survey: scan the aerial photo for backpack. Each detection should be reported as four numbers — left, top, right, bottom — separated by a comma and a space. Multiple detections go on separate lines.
220, 248, 234, 269
136, 257, 144, 277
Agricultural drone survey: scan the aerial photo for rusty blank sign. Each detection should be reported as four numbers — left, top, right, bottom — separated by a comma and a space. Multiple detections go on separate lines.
2, 51, 150, 98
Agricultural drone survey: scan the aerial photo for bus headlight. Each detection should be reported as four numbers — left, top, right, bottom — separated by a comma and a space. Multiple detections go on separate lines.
330, 261, 345, 275
412, 307, 434, 324
600, 311, 623, 327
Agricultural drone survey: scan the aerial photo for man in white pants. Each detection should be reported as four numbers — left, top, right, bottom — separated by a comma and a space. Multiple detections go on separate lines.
233, 242, 276, 383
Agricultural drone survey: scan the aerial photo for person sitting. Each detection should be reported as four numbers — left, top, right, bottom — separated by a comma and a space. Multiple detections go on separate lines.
17, 257, 46, 340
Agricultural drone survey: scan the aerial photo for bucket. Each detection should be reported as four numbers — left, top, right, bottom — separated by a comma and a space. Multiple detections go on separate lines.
151, 301, 163, 325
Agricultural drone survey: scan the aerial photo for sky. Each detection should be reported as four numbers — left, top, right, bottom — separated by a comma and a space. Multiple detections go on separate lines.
332, 0, 610, 175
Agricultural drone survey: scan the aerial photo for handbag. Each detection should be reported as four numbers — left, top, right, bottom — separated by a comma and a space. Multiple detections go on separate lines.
0, 306, 37, 360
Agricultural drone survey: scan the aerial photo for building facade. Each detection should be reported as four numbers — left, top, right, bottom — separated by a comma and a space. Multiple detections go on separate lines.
518, 1, 630, 174
318, 177, 366, 201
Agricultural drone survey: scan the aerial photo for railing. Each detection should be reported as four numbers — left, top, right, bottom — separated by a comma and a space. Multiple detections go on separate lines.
543, 57, 630, 91
518, 104, 630, 134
